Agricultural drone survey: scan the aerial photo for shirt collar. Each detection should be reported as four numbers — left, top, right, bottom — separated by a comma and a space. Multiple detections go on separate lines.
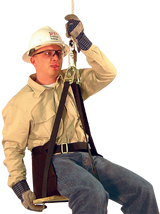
28, 73, 64, 97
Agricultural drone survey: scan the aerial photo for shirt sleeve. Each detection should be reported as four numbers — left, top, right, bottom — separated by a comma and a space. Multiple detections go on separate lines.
2, 101, 30, 188
79, 45, 117, 100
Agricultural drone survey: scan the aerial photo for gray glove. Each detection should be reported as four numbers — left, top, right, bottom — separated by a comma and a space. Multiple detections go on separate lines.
12, 180, 46, 212
62, 13, 93, 51
62, 13, 85, 39
22, 190, 44, 211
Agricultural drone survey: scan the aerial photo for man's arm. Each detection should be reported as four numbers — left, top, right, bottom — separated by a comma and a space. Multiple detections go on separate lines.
2, 100, 44, 211
65, 14, 117, 100
80, 45, 117, 100
2, 103, 29, 188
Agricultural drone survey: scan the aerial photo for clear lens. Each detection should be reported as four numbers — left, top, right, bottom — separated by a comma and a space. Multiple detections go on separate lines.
43, 50, 62, 58
33, 50, 63, 58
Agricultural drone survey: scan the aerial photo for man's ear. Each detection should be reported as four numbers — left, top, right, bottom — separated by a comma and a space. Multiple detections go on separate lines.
30, 57, 35, 66
30, 56, 35, 64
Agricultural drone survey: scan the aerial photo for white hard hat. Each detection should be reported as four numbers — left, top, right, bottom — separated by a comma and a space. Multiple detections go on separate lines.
22, 26, 69, 63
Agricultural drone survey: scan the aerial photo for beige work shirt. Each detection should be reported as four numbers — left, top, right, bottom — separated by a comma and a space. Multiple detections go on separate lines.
2, 45, 117, 188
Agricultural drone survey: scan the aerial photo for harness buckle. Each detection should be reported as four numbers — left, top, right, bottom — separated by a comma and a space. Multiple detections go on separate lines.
61, 143, 69, 154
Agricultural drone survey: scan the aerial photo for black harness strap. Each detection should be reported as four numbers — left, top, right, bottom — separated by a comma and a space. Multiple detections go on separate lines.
42, 81, 100, 198
42, 82, 69, 198
71, 83, 100, 180
71, 82, 98, 155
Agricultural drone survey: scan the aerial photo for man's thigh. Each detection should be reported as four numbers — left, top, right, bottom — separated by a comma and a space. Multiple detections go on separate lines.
93, 156, 150, 204
52, 153, 106, 197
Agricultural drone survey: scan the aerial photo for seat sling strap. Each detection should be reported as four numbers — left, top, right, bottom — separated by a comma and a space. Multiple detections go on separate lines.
71, 82, 100, 180
42, 81, 100, 198
42, 81, 69, 198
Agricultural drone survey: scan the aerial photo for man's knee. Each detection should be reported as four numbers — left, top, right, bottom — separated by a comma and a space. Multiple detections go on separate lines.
88, 182, 109, 208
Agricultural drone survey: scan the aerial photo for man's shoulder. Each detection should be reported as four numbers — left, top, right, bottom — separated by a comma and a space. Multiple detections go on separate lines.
3, 84, 36, 116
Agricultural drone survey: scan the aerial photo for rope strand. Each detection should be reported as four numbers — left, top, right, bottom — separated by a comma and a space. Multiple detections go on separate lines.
71, 0, 74, 14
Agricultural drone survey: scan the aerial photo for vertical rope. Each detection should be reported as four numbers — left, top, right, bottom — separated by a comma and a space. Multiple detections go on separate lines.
71, 0, 74, 14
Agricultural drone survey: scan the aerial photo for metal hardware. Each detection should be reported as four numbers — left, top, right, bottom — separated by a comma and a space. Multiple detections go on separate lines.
61, 143, 69, 154
65, 67, 76, 84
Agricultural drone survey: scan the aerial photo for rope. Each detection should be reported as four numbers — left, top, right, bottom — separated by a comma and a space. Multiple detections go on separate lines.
71, 0, 74, 14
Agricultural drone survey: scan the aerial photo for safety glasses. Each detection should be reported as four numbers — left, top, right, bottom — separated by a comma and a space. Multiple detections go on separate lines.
32, 50, 63, 59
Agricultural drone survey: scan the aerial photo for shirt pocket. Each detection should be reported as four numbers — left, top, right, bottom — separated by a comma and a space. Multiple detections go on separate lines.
30, 107, 63, 140
65, 95, 79, 119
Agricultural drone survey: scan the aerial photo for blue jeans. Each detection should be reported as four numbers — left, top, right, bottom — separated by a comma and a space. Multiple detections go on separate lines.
52, 152, 159, 214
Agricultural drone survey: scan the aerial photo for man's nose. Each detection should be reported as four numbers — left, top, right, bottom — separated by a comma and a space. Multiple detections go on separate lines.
51, 53, 59, 61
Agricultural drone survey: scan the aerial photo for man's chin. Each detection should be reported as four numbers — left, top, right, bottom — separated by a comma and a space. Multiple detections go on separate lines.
49, 69, 61, 78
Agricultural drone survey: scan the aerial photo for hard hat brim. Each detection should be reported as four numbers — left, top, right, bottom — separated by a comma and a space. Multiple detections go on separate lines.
20, 42, 69, 66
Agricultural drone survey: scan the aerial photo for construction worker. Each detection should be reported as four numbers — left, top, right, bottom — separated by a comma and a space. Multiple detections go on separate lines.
2, 15, 159, 214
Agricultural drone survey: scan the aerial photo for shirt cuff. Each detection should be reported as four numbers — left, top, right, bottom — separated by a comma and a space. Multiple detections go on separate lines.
12, 180, 30, 202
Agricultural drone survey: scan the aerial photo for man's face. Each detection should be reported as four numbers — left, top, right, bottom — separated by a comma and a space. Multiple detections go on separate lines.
30, 44, 63, 84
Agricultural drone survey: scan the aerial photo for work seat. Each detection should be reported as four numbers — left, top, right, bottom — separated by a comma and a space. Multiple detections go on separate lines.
25, 152, 72, 214
33, 195, 110, 214
33, 195, 69, 204
27, 153, 110, 214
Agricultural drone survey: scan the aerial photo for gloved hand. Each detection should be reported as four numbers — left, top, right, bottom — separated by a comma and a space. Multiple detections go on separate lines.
12, 180, 46, 212
63, 13, 84, 39
22, 190, 46, 212
65, 14, 92, 52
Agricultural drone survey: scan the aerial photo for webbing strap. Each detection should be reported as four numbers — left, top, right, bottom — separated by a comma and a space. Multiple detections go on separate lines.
71, 83, 99, 180
42, 81, 100, 197
42, 82, 69, 198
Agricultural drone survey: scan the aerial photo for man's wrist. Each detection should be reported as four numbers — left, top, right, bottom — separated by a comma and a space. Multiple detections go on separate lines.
12, 180, 30, 202
76, 32, 92, 51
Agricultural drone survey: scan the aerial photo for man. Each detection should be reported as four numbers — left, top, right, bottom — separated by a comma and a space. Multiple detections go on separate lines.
2, 15, 159, 213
